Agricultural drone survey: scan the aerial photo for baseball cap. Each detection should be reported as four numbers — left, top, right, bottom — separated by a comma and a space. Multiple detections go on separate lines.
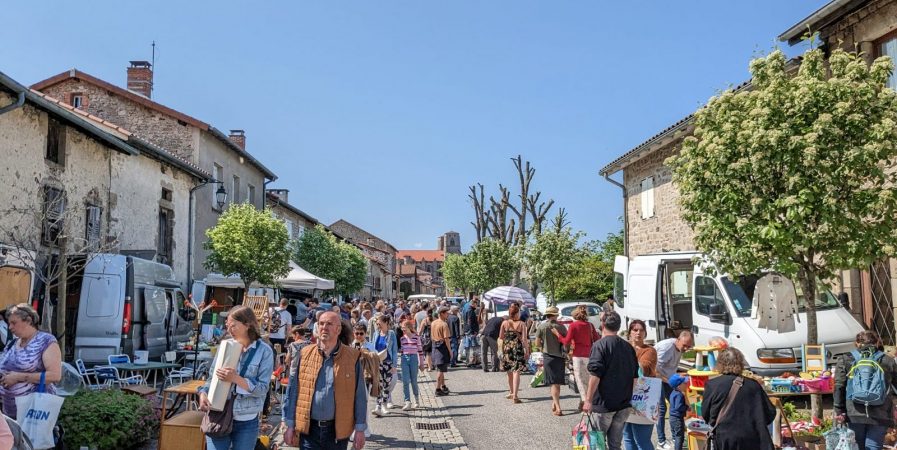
669, 373, 690, 389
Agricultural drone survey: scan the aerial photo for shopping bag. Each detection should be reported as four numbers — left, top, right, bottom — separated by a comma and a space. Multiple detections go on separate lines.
627, 376, 662, 424
530, 368, 545, 388
16, 372, 63, 449
824, 423, 858, 450
571, 414, 606, 450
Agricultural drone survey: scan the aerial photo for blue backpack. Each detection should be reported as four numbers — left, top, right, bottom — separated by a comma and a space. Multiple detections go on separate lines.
846, 349, 887, 408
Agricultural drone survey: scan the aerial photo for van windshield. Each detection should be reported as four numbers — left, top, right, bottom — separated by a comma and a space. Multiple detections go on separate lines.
722, 274, 841, 317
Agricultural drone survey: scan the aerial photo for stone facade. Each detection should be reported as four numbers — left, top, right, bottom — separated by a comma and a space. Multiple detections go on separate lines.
40, 79, 200, 161
266, 190, 318, 241
34, 70, 273, 285
819, 0, 897, 58
621, 140, 695, 257
0, 90, 197, 286
329, 219, 396, 300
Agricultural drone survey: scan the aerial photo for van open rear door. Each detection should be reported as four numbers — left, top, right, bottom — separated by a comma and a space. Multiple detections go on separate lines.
613, 256, 628, 306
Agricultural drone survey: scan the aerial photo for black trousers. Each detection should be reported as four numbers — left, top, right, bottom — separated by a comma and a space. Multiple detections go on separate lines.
482, 336, 500, 371
300, 421, 349, 450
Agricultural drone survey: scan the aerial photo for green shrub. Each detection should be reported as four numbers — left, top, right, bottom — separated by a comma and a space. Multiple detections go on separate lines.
59, 389, 159, 450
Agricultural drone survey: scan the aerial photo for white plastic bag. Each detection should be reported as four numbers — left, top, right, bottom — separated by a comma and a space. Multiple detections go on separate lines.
15, 373, 63, 450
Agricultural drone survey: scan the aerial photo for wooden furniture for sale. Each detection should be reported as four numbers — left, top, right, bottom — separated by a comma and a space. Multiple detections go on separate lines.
159, 410, 206, 450
159, 379, 205, 420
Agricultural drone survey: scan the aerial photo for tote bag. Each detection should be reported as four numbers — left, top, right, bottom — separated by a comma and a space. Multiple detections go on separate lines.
15, 372, 63, 450
626, 372, 662, 425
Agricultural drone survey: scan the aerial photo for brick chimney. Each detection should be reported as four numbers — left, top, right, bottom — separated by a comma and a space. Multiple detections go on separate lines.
228, 130, 246, 150
268, 189, 289, 203
126, 61, 153, 98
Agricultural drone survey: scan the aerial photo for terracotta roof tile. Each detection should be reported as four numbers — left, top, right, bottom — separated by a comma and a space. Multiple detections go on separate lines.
396, 250, 445, 262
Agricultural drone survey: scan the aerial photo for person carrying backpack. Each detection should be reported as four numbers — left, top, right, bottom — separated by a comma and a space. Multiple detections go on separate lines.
834, 330, 897, 450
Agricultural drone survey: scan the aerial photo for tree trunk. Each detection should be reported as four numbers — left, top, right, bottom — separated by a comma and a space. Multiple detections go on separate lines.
57, 255, 67, 355
798, 264, 823, 420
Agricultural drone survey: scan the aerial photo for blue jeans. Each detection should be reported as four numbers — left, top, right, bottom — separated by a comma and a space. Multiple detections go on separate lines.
623, 423, 654, 450
655, 382, 672, 444
849, 423, 888, 450
450, 337, 459, 365
669, 416, 684, 450
400, 354, 420, 402
205, 417, 259, 450
301, 421, 349, 450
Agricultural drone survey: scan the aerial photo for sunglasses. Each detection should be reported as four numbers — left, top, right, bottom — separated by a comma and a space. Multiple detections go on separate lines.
354, 332, 365, 336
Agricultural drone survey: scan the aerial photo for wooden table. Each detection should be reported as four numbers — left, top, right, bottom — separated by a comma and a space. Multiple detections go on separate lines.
109, 361, 181, 387
159, 379, 205, 420
159, 410, 206, 450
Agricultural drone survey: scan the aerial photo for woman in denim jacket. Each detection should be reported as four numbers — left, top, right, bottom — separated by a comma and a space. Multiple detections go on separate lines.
198, 305, 275, 450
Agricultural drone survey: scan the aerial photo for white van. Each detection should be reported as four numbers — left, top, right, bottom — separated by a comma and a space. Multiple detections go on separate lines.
613, 251, 864, 375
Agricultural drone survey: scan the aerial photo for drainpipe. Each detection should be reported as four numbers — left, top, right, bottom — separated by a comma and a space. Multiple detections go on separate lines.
0, 90, 26, 117
602, 173, 628, 257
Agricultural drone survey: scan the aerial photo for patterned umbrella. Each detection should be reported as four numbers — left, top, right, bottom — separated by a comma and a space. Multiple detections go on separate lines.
483, 286, 537, 308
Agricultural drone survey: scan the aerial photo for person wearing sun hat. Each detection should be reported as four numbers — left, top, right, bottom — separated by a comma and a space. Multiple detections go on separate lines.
536, 306, 568, 415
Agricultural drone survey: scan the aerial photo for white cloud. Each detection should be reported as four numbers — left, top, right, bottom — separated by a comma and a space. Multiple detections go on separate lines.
413, 242, 423, 248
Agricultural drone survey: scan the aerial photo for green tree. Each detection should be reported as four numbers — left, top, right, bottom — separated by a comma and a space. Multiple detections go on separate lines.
555, 229, 623, 303
442, 253, 472, 295
668, 47, 897, 345
467, 238, 519, 292
204, 203, 291, 290
526, 211, 583, 305
294, 225, 367, 295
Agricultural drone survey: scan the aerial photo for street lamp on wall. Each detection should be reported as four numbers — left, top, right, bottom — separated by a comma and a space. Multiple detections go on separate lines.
215, 185, 228, 210
187, 179, 227, 293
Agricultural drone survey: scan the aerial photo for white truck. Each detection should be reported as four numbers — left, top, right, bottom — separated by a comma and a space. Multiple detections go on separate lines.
613, 251, 864, 375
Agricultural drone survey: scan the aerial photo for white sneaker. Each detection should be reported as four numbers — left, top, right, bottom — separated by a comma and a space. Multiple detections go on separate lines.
372, 406, 383, 417
412, 400, 420, 409
379, 405, 389, 416
658, 441, 673, 450
402, 401, 412, 411
387, 402, 396, 409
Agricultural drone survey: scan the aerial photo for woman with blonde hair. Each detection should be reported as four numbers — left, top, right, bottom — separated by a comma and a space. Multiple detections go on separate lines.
198, 305, 275, 450
0, 303, 62, 418
553, 304, 599, 411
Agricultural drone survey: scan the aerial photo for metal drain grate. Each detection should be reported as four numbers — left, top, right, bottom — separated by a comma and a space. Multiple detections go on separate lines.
415, 422, 450, 431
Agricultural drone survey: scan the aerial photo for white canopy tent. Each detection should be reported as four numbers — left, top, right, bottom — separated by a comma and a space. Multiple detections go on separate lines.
277, 262, 335, 291
199, 262, 334, 292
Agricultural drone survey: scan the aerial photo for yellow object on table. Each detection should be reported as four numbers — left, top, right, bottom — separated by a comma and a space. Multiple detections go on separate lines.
688, 431, 708, 450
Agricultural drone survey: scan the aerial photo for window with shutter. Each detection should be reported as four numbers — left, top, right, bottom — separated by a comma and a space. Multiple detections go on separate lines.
46, 118, 66, 166
42, 187, 65, 245
85, 205, 102, 249
157, 208, 173, 265
640, 177, 655, 219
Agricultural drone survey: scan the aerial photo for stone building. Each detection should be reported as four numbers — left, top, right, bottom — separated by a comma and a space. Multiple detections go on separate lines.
437, 231, 461, 255
599, 0, 897, 342
266, 189, 321, 241
328, 219, 397, 300
395, 249, 446, 297
0, 70, 207, 293
396, 264, 437, 298
32, 62, 277, 286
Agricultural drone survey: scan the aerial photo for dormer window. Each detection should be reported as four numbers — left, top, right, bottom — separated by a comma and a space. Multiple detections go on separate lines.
71, 94, 83, 108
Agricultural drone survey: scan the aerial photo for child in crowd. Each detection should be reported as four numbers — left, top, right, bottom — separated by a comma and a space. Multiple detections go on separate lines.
668, 374, 690, 450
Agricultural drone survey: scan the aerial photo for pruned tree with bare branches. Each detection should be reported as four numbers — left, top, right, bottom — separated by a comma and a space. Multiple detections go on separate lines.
0, 177, 118, 355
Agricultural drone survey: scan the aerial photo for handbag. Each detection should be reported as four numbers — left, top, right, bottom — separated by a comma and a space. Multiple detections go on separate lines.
824, 423, 858, 450
201, 344, 259, 437
15, 372, 63, 450
626, 368, 662, 425
707, 376, 743, 449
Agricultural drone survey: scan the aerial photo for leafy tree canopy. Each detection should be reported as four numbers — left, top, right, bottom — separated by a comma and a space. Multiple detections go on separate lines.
294, 224, 367, 295
668, 47, 897, 343
204, 203, 291, 289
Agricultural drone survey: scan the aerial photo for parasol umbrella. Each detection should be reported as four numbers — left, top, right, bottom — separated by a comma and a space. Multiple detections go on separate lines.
483, 286, 537, 308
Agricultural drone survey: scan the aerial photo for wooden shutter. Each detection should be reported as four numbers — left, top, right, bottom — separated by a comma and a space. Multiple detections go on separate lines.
640, 177, 655, 219
85, 206, 102, 248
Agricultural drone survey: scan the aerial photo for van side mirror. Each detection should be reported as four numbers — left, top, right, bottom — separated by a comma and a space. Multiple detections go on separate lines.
708, 302, 730, 325
838, 292, 849, 309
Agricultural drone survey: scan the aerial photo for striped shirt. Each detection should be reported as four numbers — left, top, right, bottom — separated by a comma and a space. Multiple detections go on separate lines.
400, 333, 423, 356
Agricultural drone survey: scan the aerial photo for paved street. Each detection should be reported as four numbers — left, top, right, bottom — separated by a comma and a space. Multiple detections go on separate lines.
272, 363, 586, 450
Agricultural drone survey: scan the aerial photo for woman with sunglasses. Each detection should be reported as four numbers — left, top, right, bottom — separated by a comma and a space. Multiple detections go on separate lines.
622, 319, 658, 450
398, 319, 424, 410
352, 324, 369, 350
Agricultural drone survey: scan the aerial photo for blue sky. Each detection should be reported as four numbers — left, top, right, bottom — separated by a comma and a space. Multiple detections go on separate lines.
1, 1, 822, 251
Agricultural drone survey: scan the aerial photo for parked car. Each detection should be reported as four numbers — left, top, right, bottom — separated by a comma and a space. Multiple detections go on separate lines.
556, 301, 602, 332
613, 251, 865, 375
71, 254, 193, 364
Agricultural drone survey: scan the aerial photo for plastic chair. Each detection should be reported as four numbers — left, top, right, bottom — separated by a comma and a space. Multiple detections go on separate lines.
75, 359, 97, 385
107, 354, 131, 365
94, 365, 144, 387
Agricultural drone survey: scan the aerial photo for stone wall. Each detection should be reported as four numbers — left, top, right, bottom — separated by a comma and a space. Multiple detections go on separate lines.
821, 0, 897, 59
622, 141, 696, 257
40, 79, 201, 161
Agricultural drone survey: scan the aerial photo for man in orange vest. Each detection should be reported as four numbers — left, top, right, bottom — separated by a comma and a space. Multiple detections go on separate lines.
283, 311, 367, 449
